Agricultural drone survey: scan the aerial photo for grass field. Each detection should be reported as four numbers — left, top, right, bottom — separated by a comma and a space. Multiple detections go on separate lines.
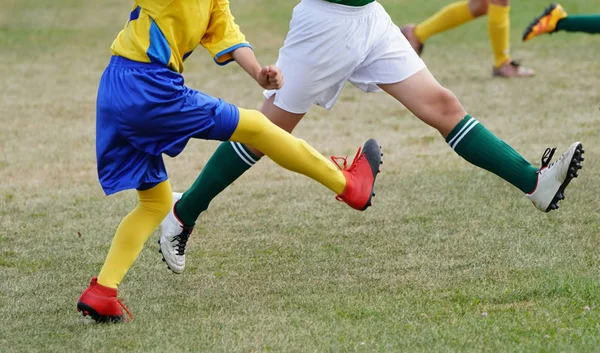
1, 0, 599, 352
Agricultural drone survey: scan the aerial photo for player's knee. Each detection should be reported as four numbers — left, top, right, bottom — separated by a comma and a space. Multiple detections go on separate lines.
436, 88, 465, 119
237, 108, 269, 140
469, 0, 489, 17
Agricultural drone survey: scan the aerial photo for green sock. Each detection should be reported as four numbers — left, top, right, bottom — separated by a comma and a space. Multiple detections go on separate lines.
556, 14, 600, 34
446, 115, 538, 193
175, 141, 260, 226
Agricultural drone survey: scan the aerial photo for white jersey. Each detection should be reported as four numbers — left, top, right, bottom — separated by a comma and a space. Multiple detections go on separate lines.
264, 0, 426, 113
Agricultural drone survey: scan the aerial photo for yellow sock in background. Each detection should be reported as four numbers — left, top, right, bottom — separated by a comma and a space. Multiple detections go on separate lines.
488, 4, 511, 68
415, 1, 475, 43
97, 181, 172, 288
230, 108, 346, 195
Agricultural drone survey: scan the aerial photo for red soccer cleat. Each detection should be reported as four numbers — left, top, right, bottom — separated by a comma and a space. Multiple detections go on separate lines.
332, 139, 382, 211
77, 277, 132, 323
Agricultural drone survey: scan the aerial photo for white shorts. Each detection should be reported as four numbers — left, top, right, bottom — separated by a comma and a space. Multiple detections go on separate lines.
264, 0, 426, 114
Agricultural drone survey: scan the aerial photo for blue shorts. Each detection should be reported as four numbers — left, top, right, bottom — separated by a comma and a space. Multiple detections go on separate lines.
96, 56, 240, 195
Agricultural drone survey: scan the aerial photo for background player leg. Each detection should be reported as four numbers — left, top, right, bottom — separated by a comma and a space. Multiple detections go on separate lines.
488, 0, 534, 77
523, 4, 600, 42
401, 0, 482, 55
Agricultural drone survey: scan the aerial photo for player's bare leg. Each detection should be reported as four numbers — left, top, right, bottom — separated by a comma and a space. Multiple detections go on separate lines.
379, 68, 583, 211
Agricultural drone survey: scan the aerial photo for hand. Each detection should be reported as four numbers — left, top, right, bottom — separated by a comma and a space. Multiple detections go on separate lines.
256, 65, 283, 90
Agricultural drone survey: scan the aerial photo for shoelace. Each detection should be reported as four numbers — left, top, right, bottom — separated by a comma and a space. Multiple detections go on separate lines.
331, 146, 362, 172
117, 298, 133, 322
172, 226, 193, 256
540, 147, 557, 170
330, 147, 362, 201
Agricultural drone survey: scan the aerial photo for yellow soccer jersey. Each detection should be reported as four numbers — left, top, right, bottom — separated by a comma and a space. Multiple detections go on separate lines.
111, 0, 250, 73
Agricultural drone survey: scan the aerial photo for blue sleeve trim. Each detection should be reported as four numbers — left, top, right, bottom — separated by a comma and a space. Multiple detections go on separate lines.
129, 6, 141, 21
213, 43, 252, 66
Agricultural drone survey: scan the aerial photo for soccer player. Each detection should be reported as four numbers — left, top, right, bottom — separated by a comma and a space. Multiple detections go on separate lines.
159, 0, 584, 274
401, 0, 535, 77
523, 3, 600, 41
77, 0, 382, 323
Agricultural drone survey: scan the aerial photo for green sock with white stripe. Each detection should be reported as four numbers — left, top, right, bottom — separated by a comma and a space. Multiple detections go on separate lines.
175, 141, 260, 226
446, 115, 538, 193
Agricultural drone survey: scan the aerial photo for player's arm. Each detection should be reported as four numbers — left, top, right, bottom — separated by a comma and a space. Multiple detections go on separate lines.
232, 47, 283, 90
200, 0, 282, 89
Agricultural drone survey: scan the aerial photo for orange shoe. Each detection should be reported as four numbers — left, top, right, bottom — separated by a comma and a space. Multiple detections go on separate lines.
523, 3, 568, 42
77, 277, 132, 323
332, 139, 382, 211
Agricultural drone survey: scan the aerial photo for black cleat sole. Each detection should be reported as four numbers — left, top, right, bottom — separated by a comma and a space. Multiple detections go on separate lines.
77, 302, 123, 323
158, 239, 171, 270
360, 139, 382, 211
545, 143, 584, 212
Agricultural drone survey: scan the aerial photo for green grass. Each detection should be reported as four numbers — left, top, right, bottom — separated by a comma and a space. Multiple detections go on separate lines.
1, 0, 599, 352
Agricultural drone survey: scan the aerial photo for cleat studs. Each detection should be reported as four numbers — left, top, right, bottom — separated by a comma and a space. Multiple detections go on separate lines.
372, 192, 375, 197
557, 192, 565, 200
580, 156, 585, 162
551, 204, 558, 210
162, 258, 166, 262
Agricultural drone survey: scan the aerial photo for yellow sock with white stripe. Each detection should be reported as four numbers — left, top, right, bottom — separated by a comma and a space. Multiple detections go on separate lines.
97, 180, 172, 288
446, 115, 538, 193
488, 4, 511, 68
414, 1, 475, 43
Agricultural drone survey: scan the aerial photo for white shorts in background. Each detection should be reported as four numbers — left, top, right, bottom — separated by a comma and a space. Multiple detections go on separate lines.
264, 0, 426, 114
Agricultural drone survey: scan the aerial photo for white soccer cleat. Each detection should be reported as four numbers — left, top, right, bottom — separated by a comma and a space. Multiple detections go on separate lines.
527, 142, 584, 212
158, 192, 193, 273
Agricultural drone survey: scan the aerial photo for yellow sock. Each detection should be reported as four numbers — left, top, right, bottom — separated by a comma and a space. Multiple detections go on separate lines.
97, 181, 172, 288
488, 4, 511, 68
229, 108, 346, 195
415, 1, 475, 43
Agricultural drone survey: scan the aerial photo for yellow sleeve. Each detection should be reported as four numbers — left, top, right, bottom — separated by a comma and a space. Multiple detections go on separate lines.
200, 0, 251, 66
134, 0, 169, 18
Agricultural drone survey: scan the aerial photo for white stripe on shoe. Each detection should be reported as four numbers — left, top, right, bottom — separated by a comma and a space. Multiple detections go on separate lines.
231, 141, 255, 166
